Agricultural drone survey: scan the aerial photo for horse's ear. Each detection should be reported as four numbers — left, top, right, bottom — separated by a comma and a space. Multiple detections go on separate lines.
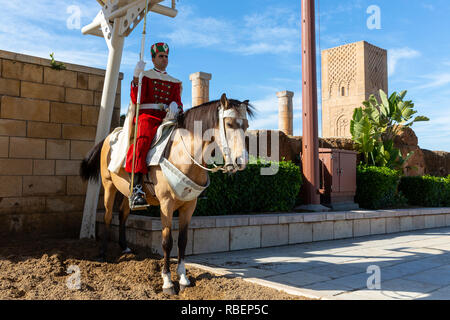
220, 93, 229, 109
243, 100, 249, 105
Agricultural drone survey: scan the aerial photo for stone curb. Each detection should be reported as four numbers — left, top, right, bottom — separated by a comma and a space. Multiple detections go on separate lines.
96, 208, 450, 256
97, 207, 450, 230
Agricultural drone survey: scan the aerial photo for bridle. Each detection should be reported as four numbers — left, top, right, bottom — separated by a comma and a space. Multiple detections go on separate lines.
179, 103, 248, 173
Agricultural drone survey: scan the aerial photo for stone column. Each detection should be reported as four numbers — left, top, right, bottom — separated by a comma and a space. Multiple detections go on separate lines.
189, 72, 212, 107
277, 90, 294, 136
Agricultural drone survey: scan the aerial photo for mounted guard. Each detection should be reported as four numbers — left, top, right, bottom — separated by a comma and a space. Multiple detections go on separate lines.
81, 93, 254, 294
108, 42, 183, 208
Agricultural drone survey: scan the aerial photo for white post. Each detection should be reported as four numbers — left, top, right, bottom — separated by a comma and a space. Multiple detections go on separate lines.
80, 17, 125, 239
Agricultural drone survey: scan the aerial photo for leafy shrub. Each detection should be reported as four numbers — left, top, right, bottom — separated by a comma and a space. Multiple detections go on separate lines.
399, 175, 450, 207
355, 165, 406, 209
194, 158, 302, 215
350, 89, 428, 170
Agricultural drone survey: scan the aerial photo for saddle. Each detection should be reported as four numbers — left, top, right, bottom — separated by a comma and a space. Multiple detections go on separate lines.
108, 118, 176, 169
109, 119, 209, 202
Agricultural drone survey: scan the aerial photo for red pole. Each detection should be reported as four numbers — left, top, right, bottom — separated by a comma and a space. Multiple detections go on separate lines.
301, 0, 320, 205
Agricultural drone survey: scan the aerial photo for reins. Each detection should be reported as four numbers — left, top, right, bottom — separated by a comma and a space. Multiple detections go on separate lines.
178, 102, 248, 173
179, 134, 223, 172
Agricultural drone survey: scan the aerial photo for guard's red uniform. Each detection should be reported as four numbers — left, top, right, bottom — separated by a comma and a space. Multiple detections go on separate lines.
125, 69, 182, 174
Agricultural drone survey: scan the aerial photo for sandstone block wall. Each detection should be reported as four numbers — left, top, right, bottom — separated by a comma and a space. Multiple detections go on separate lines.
0, 50, 123, 238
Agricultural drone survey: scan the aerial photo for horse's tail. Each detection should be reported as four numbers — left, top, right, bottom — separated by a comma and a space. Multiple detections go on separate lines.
80, 138, 105, 182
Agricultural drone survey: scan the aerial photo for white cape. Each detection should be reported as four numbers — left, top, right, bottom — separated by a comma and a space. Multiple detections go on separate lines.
108, 100, 135, 173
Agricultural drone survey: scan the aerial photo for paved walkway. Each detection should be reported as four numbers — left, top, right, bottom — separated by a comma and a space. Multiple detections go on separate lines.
186, 227, 450, 300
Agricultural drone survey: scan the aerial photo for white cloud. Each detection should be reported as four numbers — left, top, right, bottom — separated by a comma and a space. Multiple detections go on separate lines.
0, 1, 106, 63
388, 48, 421, 76
161, 4, 300, 56
403, 89, 450, 151
0, 0, 99, 28
238, 8, 300, 55
416, 73, 450, 90
249, 113, 278, 130
421, 3, 435, 11
251, 94, 279, 113
414, 114, 450, 151
163, 6, 236, 48
319, 1, 364, 19
0, 0, 142, 70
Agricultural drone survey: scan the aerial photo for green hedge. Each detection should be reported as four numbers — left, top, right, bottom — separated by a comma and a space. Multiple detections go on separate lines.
355, 165, 406, 209
194, 158, 302, 215
141, 158, 302, 217
399, 175, 450, 207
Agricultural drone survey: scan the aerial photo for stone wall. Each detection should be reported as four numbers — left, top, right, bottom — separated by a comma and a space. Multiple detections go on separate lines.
422, 149, 450, 177
0, 50, 123, 238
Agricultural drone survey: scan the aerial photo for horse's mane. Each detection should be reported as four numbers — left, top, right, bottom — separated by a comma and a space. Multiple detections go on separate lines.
180, 99, 255, 134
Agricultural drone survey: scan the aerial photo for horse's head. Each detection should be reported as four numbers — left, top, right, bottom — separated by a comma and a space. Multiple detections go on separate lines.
179, 94, 254, 173
215, 93, 253, 173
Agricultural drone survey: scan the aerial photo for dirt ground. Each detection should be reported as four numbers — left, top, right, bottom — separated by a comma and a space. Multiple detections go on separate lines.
0, 238, 310, 300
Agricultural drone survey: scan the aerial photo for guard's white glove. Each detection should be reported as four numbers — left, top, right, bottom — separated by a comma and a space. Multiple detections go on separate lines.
134, 60, 146, 78
165, 101, 180, 120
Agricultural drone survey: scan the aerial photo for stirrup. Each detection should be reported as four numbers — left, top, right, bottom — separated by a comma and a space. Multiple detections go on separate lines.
129, 199, 149, 210
129, 202, 149, 210
129, 185, 149, 210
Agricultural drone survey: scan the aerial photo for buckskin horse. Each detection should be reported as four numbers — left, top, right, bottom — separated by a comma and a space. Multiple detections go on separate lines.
80, 93, 254, 294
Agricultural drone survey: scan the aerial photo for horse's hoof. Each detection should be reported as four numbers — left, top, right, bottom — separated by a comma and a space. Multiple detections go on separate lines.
162, 286, 176, 295
179, 284, 189, 292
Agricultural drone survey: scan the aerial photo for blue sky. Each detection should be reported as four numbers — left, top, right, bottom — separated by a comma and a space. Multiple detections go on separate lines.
1, 0, 449, 151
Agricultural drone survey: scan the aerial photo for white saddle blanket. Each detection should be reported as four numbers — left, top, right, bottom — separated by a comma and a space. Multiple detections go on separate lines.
159, 157, 210, 201
109, 119, 176, 169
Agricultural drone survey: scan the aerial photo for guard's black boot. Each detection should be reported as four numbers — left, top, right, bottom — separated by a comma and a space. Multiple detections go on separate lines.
130, 173, 148, 207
